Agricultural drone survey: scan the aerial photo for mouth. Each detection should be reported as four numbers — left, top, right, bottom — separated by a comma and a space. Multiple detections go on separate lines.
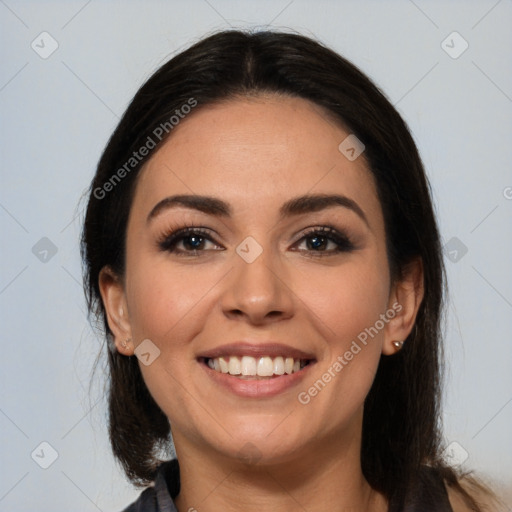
197, 342, 317, 398
199, 355, 314, 379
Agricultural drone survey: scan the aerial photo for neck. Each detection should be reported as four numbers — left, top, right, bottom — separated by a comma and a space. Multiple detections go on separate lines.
173, 429, 388, 512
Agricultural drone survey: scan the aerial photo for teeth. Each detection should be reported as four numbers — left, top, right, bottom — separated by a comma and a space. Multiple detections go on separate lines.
206, 355, 310, 377
241, 356, 257, 376
218, 357, 229, 373
273, 356, 285, 375
228, 356, 241, 375
284, 357, 294, 375
257, 356, 274, 377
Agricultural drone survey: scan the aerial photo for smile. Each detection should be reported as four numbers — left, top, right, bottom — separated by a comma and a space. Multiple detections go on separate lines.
203, 355, 312, 378
197, 342, 317, 397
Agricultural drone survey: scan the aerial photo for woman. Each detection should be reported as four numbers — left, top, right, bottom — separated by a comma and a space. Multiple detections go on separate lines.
81, 30, 501, 511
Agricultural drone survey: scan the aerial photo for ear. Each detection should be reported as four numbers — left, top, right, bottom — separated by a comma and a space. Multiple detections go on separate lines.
382, 257, 424, 355
98, 266, 134, 356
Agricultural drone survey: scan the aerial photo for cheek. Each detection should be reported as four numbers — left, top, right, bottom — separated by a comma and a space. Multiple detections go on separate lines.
126, 257, 217, 342
125, 259, 216, 418
292, 256, 390, 410
296, 257, 390, 349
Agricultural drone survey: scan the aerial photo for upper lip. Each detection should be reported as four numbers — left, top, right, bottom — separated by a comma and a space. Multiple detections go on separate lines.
198, 342, 316, 360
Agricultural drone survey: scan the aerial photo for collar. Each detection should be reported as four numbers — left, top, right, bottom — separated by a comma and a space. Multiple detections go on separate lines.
153, 459, 180, 512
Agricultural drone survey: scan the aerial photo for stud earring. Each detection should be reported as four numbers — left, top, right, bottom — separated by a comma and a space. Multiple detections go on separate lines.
392, 340, 404, 351
122, 338, 131, 350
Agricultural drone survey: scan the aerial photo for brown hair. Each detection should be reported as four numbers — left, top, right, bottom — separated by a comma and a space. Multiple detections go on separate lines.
81, 29, 497, 509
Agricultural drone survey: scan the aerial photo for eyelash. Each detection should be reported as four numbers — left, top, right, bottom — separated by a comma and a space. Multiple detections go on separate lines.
156, 225, 355, 258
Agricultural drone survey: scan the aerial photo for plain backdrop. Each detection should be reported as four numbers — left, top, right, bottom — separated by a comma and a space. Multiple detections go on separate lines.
1, 1, 511, 510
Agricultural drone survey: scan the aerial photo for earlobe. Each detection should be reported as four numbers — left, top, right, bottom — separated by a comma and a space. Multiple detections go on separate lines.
382, 258, 424, 356
98, 266, 134, 355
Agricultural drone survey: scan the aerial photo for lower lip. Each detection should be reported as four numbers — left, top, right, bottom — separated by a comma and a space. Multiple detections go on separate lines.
199, 361, 315, 398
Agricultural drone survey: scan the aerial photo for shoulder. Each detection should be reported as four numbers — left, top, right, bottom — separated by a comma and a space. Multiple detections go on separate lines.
120, 459, 179, 512
446, 475, 502, 512
446, 484, 472, 512
121, 486, 158, 512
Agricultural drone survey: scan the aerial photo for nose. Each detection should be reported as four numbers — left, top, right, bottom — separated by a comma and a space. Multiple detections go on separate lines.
219, 244, 295, 325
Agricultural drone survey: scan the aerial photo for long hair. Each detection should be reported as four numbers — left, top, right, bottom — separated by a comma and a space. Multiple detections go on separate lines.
81, 29, 490, 509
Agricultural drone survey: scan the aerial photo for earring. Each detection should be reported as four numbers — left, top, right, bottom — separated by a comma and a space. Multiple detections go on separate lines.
122, 338, 131, 350
392, 340, 404, 351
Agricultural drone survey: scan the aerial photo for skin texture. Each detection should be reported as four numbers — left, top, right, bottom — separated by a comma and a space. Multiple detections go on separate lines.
99, 95, 424, 511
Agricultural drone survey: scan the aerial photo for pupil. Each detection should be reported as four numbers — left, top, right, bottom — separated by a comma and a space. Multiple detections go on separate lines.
309, 236, 325, 250
185, 236, 203, 249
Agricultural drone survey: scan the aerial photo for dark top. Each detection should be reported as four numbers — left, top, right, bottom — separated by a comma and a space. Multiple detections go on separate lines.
121, 459, 454, 512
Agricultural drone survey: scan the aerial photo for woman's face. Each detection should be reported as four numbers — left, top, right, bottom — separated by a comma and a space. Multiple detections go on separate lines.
101, 95, 419, 465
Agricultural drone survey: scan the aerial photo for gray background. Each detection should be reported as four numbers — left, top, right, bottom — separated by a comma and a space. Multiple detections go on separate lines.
1, 1, 511, 510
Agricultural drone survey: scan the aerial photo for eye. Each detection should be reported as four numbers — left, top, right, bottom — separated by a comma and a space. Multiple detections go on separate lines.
157, 225, 355, 258
157, 227, 223, 256
292, 226, 355, 256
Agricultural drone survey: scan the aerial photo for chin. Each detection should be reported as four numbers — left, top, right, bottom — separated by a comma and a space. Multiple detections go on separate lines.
208, 423, 307, 466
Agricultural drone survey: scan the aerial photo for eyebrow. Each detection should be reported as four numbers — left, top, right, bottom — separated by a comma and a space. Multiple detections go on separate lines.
146, 193, 369, 227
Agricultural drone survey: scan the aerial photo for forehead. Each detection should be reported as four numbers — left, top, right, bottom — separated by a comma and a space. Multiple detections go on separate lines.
132, 95, 382, 225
